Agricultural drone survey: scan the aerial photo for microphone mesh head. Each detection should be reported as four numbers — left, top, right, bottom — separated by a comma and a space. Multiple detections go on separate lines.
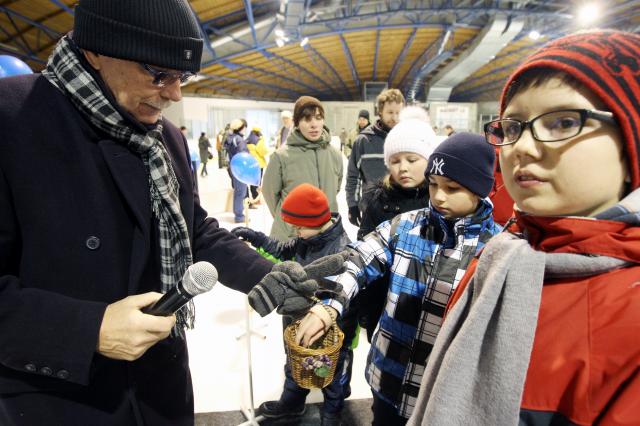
182, 262, 218, 296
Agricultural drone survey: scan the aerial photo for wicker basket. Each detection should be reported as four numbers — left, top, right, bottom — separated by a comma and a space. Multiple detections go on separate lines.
284, 318, 344, 389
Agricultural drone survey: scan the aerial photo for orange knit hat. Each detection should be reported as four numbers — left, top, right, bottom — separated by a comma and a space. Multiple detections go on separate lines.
280, 184, 331, 227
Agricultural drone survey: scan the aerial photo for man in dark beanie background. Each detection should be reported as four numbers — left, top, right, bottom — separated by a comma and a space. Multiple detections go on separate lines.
344, 109, 371, 158
0, 0, 280, 424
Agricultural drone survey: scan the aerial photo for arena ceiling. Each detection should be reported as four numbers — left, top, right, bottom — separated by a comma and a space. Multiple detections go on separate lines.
1, 0, 639, 103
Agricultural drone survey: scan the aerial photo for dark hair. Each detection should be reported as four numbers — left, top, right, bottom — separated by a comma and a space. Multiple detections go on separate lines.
502, 68, 583, 114
298, 105, 324, 123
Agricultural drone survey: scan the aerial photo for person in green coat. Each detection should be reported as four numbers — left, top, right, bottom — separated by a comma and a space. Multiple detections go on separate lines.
262, 96, 343, 241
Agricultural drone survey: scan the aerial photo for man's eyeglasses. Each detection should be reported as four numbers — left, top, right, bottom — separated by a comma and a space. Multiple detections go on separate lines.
484, 109, 616, 146
140, 63, 196, 87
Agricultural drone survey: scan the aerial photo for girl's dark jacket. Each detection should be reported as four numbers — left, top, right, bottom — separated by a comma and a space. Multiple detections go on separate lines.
0, 74, 274, 425
358, 178, 429, 241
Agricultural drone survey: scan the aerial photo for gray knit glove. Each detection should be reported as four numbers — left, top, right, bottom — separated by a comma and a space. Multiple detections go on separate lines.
303, 251, 350, 294
248, 261, 318, 317
248, 252, 350, 317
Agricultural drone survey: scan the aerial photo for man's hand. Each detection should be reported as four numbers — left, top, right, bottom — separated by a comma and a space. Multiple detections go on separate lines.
348, 206, 361, 226
295, 304, 337, 347
97, 293, 176, 361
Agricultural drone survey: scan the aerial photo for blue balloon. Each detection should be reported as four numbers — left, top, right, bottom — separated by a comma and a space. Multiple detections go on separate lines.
230, 152, 261, 186
0, 55, 33, 78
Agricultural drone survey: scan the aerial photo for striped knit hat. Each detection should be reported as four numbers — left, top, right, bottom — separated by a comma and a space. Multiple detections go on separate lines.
280, 183, 331, 228
500, 30, 640, 189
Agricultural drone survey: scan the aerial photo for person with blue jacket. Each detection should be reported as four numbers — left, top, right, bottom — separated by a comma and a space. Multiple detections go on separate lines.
225, 118, 249, 222
294, 133, 502, 425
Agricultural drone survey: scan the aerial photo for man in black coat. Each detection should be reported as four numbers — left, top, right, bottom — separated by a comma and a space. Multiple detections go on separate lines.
0, 0, 276, 424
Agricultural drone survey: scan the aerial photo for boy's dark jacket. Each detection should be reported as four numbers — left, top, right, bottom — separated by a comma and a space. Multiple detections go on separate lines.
251, 213, 350, 265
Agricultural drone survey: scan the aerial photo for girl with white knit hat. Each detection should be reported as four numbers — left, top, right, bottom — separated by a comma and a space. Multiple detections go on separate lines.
355, 117, 439, 343
358, 118, 439, 239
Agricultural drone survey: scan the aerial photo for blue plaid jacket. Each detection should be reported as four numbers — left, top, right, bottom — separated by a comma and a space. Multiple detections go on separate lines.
327, 199, 501, 418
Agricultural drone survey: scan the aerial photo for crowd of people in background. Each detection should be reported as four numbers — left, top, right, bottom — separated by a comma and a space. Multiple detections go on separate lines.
1, 1, 636, 424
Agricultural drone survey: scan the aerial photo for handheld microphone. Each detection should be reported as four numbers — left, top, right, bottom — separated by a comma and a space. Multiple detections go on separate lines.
143, 261, 218, 316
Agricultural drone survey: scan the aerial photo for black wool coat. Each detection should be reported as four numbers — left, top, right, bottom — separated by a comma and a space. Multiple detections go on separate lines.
0, 74, 274, 425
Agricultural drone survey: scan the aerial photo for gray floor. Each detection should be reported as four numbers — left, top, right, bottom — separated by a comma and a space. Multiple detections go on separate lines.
195, 398, 373, 426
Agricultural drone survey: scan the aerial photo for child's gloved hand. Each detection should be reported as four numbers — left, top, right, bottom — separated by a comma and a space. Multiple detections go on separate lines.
248, 261, 319, 317
303, 251, 350, 284
230, 227, 267, 247
248, 253, 352, 317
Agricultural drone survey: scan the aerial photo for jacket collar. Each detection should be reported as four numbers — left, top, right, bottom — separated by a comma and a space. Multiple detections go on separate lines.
420, 198, 494, 242
510, 188, 640, 262
299, 213, 346, 247
512, 213, 640, 262
287, 126, 331, 149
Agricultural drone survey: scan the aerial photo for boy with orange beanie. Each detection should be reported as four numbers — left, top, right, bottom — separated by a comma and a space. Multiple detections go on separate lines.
232, 183, 356, 426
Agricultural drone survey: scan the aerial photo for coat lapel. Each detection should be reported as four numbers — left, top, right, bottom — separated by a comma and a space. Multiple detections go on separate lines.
99, 140, 153, 293
98, 140, 151, 239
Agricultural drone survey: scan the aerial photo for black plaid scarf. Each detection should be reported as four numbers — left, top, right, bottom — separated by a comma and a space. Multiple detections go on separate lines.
42, 34, 195, 329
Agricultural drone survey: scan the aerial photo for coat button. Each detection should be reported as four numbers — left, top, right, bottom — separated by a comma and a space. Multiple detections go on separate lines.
383, 204, 389, 210
85, 236, 101, 250
395, 206, 400, 211
40, 367, 53, 376
25, 363, 36, 372
56, 369, 70, 379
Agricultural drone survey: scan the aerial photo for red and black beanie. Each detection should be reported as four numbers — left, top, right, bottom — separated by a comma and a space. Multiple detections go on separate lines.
280, 183, 331, 227
500, 30, 640, 189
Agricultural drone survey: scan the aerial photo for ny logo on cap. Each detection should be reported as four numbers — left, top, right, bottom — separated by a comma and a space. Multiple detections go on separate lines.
184, 50, 192, 60
430, 158, 445, 175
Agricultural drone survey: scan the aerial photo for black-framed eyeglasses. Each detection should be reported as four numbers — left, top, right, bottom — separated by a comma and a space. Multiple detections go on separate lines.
140, 63, 196, 87
484, 109, 617, 146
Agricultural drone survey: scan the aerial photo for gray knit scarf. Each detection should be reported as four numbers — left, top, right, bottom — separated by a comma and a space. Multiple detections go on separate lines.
42, 34, 195, 330
407, 190, 639, 425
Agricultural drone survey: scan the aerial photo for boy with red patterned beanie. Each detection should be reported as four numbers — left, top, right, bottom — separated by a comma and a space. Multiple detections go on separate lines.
409, 30, 640, 426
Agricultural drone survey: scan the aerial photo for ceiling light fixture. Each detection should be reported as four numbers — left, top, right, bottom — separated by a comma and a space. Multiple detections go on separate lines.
578, 3, 599, 25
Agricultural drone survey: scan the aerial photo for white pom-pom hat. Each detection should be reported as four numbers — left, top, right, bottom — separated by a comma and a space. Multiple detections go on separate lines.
384, 118, 439, 166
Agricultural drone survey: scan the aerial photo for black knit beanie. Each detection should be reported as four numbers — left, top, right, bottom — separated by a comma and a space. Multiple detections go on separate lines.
426, 132, 496, 198
358, 109, 370, 120
73, 0, 203, 72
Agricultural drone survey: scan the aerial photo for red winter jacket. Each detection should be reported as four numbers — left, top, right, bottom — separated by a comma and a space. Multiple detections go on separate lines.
448, 214, 640, 425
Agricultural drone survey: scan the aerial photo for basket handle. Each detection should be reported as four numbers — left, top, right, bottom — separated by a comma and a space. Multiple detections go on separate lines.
310, 296, 339, 346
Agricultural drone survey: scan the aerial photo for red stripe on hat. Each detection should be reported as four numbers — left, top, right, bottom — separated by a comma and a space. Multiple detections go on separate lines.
500, 32, 640, 189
